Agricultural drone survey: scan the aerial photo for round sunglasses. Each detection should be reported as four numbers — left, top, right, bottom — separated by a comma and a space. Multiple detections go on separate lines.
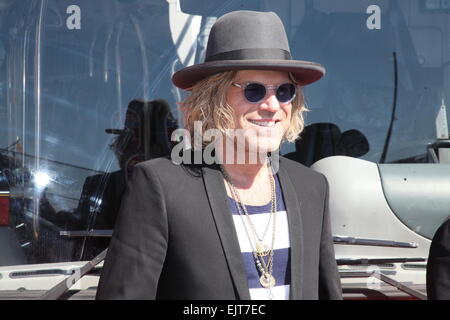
232, 82, 297, 104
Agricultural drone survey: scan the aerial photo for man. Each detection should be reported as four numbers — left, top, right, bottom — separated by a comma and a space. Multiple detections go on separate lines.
96, 10, 341, 300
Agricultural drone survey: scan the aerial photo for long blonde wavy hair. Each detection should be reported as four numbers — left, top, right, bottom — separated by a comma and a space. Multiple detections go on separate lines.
179, 71, 308, 145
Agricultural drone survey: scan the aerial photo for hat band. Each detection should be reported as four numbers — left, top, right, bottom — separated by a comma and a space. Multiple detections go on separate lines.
205, 48, 292, 62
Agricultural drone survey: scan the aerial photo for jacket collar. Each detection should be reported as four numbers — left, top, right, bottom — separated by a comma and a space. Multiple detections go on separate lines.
201, 159, 304, 300
277, 162, 304, 299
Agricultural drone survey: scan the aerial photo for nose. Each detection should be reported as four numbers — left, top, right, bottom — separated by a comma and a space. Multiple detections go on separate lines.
259, 92, 281, 113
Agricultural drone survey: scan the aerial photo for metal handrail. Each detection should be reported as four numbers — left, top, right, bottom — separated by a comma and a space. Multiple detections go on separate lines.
60, 230, 113, 238
340, 270, 427, 300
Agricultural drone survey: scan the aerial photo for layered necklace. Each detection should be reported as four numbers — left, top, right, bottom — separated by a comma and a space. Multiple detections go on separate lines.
220, 163, 277, 297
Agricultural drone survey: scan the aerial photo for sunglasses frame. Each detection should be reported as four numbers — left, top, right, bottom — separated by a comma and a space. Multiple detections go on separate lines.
232, 81, 298, 105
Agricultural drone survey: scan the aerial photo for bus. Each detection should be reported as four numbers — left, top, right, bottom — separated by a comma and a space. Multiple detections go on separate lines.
0, 0, 449, 299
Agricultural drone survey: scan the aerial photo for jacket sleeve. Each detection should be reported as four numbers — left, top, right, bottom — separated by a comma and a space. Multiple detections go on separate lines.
96, 163, 168, 299
426, 218, 450, 300
318, 175, 343, 300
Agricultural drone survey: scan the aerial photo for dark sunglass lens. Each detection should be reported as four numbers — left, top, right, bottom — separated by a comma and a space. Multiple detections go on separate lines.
244, 83, 266, 103
276, 83, 296, 103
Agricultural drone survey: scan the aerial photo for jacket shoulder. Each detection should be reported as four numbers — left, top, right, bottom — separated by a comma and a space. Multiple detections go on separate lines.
133, 156, 191, 176
132, 156, 204, 186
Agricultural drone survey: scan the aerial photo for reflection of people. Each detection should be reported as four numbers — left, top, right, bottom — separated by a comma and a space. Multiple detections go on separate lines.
285, 123, 369, 167
76, 99, 177, 260
426, 217, 450, 299
97, 11, 341, 300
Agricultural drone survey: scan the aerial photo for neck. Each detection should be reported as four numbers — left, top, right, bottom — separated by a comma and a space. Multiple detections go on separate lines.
216, 139, 272, 188
222, 162, 267, 186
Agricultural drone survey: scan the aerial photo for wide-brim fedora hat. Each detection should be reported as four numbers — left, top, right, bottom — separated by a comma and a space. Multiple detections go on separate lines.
172, 10, 325, 90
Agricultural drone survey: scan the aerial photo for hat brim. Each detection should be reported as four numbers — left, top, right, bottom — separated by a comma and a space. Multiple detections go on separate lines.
172, 59, 325, 90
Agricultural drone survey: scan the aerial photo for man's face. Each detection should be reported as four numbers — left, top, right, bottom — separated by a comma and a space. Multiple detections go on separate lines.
225, 70, 293, 155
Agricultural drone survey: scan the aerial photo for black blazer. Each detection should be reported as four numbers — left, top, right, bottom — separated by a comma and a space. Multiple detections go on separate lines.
96, 156, 342, 300
427, 217, 450, 300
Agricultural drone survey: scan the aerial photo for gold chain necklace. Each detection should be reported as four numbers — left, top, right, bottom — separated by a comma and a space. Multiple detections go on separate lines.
220, 164, 277, 293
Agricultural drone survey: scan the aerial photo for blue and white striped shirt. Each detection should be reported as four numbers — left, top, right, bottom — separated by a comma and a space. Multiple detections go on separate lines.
227, 175, 291, 300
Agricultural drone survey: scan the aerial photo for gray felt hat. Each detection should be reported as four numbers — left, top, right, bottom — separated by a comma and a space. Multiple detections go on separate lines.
172, 10, 325, 90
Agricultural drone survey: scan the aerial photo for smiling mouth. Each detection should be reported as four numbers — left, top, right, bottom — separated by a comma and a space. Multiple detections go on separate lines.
248, 120, 279, 127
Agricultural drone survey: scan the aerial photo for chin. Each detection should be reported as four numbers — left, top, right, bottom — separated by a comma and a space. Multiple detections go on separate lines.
245, 137, 282, 154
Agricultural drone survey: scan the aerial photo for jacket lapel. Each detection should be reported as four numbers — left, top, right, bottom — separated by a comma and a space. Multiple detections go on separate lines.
277, 163, 304, 300
202, 165, 251, 300
201, 161, 305, 300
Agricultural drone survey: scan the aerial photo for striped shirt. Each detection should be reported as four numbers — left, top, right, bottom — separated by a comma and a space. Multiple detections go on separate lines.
226, 174, 291, 300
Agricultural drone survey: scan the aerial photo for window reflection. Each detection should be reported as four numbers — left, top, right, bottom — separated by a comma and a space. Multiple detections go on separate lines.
0, 0, 449, 268
74, 99, 176, 260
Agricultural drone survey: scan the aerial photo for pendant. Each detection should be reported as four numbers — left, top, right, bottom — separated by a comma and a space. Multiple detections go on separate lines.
260, 273, 276, 288
255, 241, 270, 257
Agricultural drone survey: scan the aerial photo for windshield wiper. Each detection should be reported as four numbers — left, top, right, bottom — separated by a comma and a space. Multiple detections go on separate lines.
333, 235, 418, 248
337, 257, 425, 265
379, 51, 398, 163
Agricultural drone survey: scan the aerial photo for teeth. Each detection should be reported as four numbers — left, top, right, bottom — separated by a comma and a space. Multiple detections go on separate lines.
249, 120, 276, 127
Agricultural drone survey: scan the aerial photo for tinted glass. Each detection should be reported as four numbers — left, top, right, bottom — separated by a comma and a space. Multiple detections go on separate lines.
0, 0, 448, 277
